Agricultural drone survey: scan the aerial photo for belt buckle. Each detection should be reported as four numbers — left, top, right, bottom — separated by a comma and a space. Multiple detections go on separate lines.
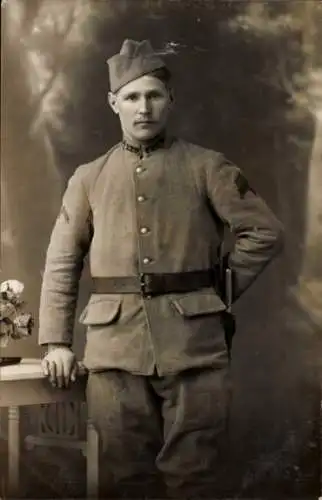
139, 273, 152, 297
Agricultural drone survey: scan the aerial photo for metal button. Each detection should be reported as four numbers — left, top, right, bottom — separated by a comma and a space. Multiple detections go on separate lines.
135, 166, 144, 174
140, 227, 149, 235
137, 195, 146, 202
143, 257, 151, 264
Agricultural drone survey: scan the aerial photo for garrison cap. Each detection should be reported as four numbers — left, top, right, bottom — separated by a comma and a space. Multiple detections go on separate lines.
107, 39, 167, 93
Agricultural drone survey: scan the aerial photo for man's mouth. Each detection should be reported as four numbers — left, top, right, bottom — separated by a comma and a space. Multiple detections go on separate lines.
135, 120, 155, 125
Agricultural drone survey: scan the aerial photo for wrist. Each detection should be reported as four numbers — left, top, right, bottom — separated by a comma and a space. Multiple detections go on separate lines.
46, 343, 73, 352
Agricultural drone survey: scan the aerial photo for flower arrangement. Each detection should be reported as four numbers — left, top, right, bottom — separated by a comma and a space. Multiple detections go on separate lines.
0, 280, 34, 348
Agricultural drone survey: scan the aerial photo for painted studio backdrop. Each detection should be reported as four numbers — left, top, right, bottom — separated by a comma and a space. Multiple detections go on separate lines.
1, 0, 322, 497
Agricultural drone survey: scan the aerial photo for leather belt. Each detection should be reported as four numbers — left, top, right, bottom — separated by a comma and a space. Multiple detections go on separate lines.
91, 269, 219, 297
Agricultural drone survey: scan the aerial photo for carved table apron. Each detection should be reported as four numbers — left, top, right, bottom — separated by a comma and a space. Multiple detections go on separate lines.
0, 358, 99, 498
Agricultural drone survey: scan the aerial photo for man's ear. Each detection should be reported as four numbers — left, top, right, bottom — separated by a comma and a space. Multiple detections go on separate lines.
108, 91, 119, 114
169, 87, 175, 107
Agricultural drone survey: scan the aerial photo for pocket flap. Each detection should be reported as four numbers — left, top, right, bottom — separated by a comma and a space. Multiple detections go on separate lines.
170, 291, 226, 317
79, 295, 121, 325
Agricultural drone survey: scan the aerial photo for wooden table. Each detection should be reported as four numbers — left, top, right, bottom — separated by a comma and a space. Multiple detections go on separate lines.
0, 358, 99, 498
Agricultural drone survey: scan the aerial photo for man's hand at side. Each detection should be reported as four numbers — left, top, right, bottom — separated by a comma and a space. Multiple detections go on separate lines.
42, 344, 78, 389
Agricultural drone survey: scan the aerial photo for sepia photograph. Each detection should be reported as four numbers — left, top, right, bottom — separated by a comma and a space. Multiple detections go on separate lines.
1, 0, 322, 498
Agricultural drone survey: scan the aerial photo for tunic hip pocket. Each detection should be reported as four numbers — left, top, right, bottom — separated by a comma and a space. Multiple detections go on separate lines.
170, 290, 227, 318
79, 295, 122, 325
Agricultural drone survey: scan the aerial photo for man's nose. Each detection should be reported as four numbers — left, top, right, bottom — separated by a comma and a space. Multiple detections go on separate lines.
138, 97, 150, 114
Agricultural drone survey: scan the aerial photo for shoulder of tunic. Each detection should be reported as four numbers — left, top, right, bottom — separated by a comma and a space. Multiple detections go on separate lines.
71, 143, 121, 188
175, 138, 223, 163
174, 138, 226, 176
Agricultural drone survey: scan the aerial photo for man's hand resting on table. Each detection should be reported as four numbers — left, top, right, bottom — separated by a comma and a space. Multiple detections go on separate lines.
42, 345, 78, 388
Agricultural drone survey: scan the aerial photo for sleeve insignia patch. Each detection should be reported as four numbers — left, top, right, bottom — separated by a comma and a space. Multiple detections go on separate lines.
235, 172, 256, 198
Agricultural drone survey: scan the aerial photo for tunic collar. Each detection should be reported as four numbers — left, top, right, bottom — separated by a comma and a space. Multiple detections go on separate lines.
122, 133, 171, 157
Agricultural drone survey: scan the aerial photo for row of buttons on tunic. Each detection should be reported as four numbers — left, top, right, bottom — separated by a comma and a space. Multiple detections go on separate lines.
135, 167, 152, 265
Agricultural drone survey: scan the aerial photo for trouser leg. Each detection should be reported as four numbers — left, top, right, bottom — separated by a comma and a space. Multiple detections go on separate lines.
154, 366, 232, 499
86, 370, 164, 499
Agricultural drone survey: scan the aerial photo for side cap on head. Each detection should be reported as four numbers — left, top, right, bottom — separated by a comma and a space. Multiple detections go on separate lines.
106, 39, 167, 93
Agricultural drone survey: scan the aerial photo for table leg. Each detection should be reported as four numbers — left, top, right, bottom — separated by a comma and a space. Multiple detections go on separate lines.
86, 420, 99, 498
8, 406, 20, 497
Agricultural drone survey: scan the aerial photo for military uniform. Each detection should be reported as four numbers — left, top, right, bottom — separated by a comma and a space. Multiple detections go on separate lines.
39, 40, 284, 498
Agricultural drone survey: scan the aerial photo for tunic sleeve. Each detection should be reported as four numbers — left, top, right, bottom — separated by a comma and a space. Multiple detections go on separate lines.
204, 153, 284, 300
39, 167, 93, 345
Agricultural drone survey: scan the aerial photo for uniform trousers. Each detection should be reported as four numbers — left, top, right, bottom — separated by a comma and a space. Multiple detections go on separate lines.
86, 365, 232, 499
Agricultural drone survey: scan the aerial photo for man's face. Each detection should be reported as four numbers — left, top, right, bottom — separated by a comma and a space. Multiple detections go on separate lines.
108, 74, 173, 144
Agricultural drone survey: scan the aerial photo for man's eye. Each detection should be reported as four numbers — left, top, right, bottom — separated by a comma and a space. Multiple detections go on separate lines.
126, 94, 138, 101
148, 92, 162, 99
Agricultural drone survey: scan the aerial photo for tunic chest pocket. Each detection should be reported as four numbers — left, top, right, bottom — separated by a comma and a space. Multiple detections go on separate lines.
170, 291, 227, 317
79, 295, 122, 325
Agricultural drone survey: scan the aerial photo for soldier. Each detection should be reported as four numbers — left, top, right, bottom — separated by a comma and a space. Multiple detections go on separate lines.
39, 39, 284, 498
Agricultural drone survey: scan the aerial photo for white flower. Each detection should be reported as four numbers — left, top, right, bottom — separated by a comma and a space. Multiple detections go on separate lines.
13, 313, 34, 338
0, 279, 33, 345
0, 301, 16, 320
0, 280, 24, 301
